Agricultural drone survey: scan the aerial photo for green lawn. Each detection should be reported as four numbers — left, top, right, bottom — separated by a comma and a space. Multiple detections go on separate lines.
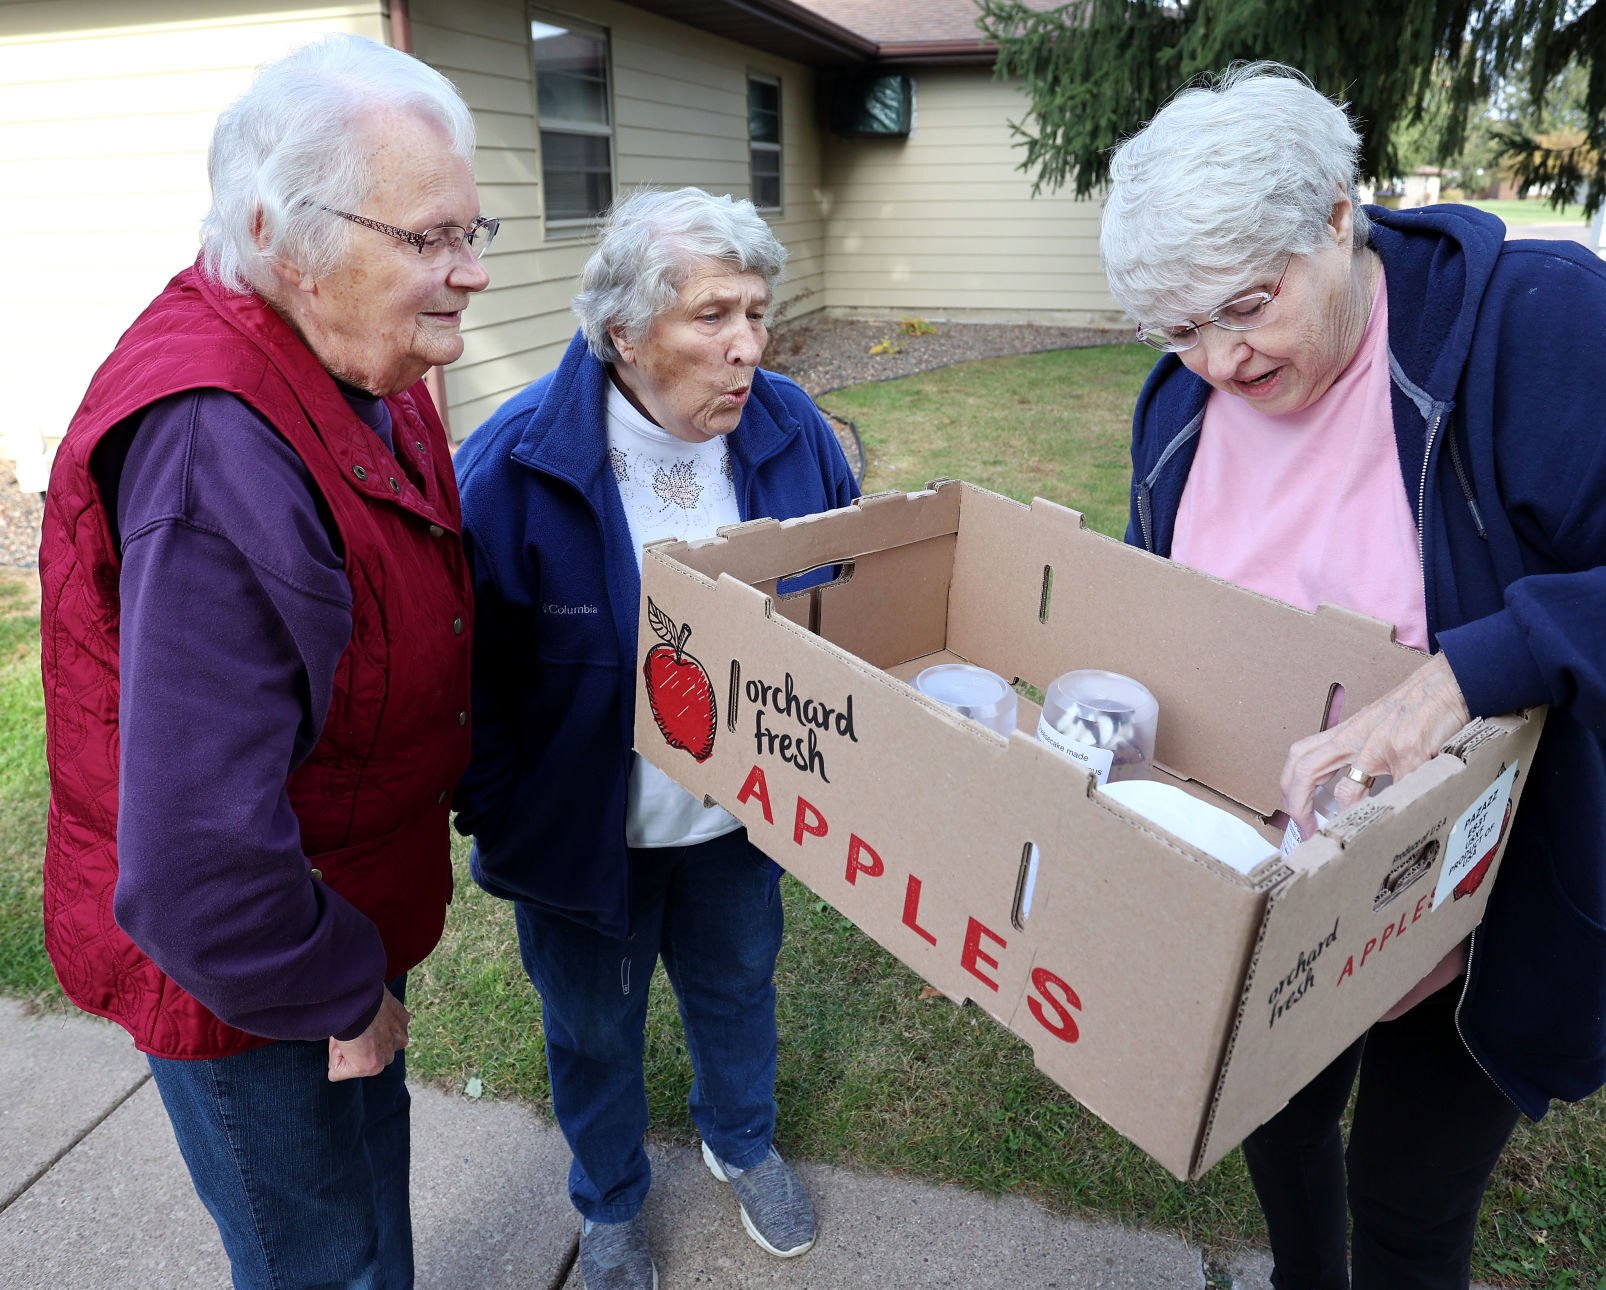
0, 571, 51, 1004
5, 343, 1603, 1287
819, 343, 1154, 533
1463, 196, 1591, 226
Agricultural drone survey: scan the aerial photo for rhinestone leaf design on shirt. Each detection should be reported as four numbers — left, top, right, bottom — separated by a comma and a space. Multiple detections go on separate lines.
654, 459, 704, 509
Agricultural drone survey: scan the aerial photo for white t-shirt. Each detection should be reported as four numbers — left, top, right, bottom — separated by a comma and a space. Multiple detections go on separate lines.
607, 377, 745, 848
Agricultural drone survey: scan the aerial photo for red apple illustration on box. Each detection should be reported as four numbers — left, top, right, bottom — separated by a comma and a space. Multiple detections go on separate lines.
643, 598, 718, 762
1453, 799, 1513, 901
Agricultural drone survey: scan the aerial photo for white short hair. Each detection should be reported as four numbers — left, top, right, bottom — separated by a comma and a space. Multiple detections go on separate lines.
572, 187, 788, 363
1100, 62, 1371, 330
201, 34, 476, 295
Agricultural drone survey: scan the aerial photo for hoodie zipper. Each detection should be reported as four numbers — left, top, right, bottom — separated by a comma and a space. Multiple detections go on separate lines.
1416, 405, 1444, 583
1417, 404, 1487, 574
1452, 928, 1521, 1111
1136, 413, 1204, 554
1446, 431, 1487, 539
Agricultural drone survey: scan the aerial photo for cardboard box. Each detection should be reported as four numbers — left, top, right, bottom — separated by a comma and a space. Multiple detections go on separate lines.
633, 481, 1544, 1179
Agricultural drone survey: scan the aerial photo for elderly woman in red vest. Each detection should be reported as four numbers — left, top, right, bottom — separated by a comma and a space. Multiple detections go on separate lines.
38, 35, 491, 1288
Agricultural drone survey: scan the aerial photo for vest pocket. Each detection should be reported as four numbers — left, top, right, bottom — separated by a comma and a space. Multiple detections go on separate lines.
307, 816, 453, 975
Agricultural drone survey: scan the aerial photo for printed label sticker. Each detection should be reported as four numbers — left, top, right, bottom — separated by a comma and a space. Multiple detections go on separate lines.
1035, 716, 1115, 783
1431, 762, 1519, 911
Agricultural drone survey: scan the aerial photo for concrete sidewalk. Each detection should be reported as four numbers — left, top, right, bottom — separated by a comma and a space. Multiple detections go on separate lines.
0, 998, 1491, 1290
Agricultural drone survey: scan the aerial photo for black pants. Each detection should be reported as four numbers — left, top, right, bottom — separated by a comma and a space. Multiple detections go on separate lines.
1242, 981, 1521, 1290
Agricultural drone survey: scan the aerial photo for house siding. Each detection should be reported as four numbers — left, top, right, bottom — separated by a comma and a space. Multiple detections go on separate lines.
411, 0, 828, 438
7, 3, 1122, 460
2, 1, 386, 457
6, 0, 829, 451
820, 67, 1121, 324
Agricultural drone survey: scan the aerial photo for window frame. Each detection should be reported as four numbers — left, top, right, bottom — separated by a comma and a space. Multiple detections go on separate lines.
747, 72, 782, 213
529, 7, 616, 234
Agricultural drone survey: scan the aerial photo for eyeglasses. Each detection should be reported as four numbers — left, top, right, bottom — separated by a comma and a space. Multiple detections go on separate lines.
1137, 257, 1292, 353
324, 208, 499, 261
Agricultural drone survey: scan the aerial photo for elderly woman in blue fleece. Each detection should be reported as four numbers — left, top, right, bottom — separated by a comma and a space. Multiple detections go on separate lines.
1100, 62, 1606, 1290
452, 187, 858, 1290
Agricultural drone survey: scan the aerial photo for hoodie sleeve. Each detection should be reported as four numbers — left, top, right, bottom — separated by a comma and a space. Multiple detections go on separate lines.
1434, 243, 1606, 736
1437, 544, 1606, 735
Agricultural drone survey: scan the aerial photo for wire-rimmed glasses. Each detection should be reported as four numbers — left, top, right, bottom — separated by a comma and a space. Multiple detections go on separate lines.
1137, 257, 1292, 353
324, 208, 499, 262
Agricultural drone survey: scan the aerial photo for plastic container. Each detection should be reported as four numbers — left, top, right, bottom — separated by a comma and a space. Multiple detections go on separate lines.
912, 663, 1018, 737
1280, 768, 1394, 854
1035, 669, 1158, 785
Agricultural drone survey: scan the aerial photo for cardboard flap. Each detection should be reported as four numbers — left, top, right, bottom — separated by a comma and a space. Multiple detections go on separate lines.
649, 488, 961, 586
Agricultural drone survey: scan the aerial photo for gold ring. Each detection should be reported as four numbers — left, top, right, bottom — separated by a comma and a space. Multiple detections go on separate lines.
1342, 764, 1376, 790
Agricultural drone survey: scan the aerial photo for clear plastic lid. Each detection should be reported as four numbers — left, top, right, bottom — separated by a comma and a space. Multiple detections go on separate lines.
1037, 668, 1159, 783
913, 663, 1018, 737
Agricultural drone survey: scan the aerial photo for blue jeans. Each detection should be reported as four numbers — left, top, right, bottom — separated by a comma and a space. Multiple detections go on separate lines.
514, 828, 783, 1223
147, 978, 413, 1289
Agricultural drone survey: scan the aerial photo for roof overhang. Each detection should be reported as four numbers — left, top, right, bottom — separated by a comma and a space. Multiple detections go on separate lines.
874, 41, 998, 66
616, 0, 878, 68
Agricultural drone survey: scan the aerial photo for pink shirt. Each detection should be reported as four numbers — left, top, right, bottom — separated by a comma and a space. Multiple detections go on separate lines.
1172, 274, 1429, 651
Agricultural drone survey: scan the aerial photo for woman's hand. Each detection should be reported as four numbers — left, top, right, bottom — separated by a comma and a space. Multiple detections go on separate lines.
327, 987, 411, 1082
1281, 653, 1471, 834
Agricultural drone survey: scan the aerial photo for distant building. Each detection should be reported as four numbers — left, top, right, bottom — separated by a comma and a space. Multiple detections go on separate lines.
1372, 166, 1444, 210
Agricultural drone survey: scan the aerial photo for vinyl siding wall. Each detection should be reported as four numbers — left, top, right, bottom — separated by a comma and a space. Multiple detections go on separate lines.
821, 67, 1121, 325
411, 0, 828, 438
5, 0, 826, 453
1, 1, 386, 461
6, 2, 1119, 463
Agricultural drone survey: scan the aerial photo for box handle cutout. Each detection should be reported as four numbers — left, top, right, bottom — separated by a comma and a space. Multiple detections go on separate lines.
776, 559, 856, 636
775, 559, 855, 598
1375, 838, 1439, 910
1038, 565, 1054, 624
1322, 683, 1347, 731
1265, 684, 1352, 836
727, 660, 741, 733
1011, 842, 1041, 930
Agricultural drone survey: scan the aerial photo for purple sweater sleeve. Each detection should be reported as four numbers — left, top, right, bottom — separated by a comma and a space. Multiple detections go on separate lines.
110, 389, 388, 1042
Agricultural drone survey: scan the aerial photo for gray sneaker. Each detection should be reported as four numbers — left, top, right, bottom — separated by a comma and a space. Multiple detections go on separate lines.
701, 1141, 817, 1258
577, 1212, 657, 1290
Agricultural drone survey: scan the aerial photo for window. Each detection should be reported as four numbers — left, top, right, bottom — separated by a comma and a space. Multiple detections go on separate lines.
748, 75, 781, 210
531, 12, 613, 223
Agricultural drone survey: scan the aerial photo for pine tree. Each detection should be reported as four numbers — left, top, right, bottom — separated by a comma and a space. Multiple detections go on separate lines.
977, 0, 1606, 213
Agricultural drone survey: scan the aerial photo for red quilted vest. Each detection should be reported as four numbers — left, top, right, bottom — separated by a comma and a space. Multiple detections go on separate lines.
40, 264, 474, 1059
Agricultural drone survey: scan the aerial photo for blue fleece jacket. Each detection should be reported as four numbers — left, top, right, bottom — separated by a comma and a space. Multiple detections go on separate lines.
452, 331, 860, 938
1127, 204, 1606, 1118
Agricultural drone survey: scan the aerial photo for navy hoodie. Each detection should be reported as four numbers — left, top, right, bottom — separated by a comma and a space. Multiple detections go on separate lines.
1128, 205, 1606, 1118
453, 331, 860, 939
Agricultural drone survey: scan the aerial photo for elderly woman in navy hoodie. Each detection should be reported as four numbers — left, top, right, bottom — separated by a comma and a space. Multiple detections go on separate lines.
453, 187, 857, 1290
1099, 63, 1606, 1290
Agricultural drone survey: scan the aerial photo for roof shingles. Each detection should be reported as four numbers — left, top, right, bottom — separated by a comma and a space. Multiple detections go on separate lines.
795, 0, 1063, 49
